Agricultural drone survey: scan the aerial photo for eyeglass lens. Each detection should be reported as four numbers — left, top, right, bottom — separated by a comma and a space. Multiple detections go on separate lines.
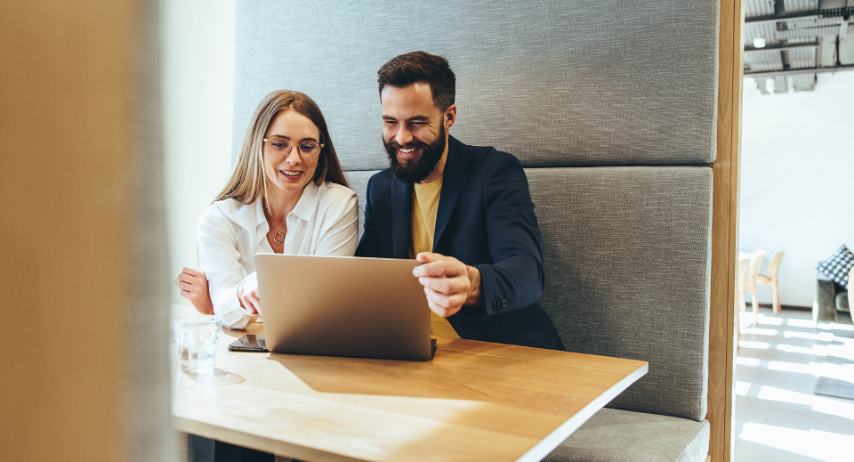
266, 138, 321, 157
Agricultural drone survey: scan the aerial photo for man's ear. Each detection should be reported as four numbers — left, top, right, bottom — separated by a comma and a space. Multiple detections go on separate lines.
444, 104, 457, 129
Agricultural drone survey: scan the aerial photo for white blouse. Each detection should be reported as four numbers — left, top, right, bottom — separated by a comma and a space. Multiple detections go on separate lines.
197, 181, 359, 328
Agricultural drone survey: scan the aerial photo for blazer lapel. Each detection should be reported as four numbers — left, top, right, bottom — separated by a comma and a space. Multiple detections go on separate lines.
390, 176, 412, 258
434, 137, 469, 250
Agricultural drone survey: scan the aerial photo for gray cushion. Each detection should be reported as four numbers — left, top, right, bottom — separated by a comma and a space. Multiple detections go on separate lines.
543, 408, 709, 462
234, 0, 718, 169
529, 167, 711, 421
344, 170, 378, 238
345, 166, 710, 420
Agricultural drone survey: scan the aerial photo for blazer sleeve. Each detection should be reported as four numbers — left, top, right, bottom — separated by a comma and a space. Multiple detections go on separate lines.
356, 174, 380, 257
473, 155, 545, 316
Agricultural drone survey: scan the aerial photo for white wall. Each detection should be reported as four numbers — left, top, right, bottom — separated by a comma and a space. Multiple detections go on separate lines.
162, 1, 235, 304
739, 72, 854, 307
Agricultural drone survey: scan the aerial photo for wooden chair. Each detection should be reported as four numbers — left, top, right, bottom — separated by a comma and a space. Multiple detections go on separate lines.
741, 250, 766, 325
755, 251, 785, 313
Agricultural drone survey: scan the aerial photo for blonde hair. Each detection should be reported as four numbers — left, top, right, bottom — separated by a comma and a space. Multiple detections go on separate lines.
215, 90, 348, 206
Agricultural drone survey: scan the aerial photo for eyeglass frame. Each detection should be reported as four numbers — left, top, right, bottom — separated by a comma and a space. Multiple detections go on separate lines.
262, 136, 325, 160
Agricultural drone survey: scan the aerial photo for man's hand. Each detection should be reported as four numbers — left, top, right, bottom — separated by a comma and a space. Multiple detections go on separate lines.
413, 252, 481, 318
176, 267, 214, 314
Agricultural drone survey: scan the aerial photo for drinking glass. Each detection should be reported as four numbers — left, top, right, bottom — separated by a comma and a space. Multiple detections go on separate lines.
173, 315, 220, 376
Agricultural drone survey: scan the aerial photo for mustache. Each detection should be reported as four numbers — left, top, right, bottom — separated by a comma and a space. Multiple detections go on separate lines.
386, 139, 429, 151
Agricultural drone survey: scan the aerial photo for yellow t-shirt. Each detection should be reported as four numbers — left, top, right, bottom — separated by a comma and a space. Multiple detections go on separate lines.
411, 176, 459, 339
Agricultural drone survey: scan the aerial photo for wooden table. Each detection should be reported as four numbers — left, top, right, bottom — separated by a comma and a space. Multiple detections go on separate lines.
172, 319, 647, 462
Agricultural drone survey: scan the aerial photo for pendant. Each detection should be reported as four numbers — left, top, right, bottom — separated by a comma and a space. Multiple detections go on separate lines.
273, 231, 285, 245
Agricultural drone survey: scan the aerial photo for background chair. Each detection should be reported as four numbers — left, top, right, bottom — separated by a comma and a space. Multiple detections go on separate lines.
742, 250, 767, 324
735, 254, 752, 348
755, 251, 784, 313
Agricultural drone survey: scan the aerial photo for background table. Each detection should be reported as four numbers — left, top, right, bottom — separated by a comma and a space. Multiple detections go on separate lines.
172, 319, 647, 462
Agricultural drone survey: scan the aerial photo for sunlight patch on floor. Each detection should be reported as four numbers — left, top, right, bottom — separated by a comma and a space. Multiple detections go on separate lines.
735, 380, 752, 396
783, 330, 835, 342
735, 308, 854, 462
739, 340, 770, 350
766, 360, 818, 376
774, 343, 820, 356
739, 422, 854, 462
736, 357, 761, 367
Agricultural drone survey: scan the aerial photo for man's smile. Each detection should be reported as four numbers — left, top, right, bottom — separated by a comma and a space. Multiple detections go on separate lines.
396, 145, 422, 162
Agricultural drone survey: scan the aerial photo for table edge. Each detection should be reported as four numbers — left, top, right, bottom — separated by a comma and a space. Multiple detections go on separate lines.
515, 360, 650, 462
174, 415, 366, 462
173, 339, 651, 462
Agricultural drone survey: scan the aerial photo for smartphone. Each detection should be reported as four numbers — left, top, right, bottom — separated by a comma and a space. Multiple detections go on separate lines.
228, 334, 267, 352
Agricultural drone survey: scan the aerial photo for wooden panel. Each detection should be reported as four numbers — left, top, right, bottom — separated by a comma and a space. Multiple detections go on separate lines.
709, 0, 744, 461
0, 1, 134, 460
173, 318, 648, 462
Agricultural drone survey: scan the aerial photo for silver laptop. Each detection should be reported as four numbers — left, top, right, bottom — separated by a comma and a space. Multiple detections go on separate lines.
255, 254, 433, 360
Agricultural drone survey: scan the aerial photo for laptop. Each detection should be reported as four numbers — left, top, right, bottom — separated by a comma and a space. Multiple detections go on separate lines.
255, 254, 434, 360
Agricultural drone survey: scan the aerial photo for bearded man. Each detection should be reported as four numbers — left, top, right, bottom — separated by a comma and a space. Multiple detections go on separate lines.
356, 51, 564, 350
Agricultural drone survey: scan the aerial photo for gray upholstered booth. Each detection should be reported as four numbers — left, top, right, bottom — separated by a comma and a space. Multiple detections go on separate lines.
234, 1, 717, 460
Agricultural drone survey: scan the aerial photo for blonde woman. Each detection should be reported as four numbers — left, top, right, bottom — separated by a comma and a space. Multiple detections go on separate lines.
176, 90, 358, 329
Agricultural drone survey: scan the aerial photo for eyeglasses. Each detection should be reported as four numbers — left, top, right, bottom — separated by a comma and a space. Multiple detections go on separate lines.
263, 137, 324, 159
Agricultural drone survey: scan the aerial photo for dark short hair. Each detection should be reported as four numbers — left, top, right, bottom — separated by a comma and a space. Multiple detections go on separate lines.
377, 51, 456, 111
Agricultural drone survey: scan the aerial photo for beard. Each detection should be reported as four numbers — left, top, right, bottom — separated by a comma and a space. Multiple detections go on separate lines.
384, 124, 446, 184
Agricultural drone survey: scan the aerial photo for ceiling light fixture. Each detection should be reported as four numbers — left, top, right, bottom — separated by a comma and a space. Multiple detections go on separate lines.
753, 37, 767, 48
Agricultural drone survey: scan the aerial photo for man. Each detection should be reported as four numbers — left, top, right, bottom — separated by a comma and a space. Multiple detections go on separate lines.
357, 51, 564, 350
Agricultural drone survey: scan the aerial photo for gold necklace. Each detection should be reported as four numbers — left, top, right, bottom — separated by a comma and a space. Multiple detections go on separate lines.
272, 230, 285, 246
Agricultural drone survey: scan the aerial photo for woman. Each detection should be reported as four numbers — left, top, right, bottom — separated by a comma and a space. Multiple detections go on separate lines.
176, 90, 358, 329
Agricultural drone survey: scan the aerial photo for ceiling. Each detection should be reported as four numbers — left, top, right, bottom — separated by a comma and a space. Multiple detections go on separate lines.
743, 0, 854, 94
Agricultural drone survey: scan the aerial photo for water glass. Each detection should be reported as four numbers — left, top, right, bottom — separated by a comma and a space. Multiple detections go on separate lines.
173, 315, 220, 376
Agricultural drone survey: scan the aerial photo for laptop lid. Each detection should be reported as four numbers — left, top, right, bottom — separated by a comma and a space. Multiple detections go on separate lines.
255, 254, 433, 360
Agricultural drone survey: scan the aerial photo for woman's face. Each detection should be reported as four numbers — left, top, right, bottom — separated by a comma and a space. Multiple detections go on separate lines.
262, 109, 321, 195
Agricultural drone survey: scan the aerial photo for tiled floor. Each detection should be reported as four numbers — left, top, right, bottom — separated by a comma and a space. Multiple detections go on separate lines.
735, 308, 854, 461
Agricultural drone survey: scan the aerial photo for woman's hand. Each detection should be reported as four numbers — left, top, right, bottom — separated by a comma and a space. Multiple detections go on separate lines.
237, 272, 262, 315
176, 267, 214, 315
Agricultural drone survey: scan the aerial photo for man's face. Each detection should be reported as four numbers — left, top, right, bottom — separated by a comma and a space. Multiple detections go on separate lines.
381, 82, 453, 183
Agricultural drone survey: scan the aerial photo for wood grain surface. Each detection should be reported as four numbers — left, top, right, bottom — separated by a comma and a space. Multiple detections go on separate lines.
172, 315, 647, 462
709, 0, 743, 461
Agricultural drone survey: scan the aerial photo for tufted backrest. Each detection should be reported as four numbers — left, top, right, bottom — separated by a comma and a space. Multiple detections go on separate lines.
234, 0, 717, 421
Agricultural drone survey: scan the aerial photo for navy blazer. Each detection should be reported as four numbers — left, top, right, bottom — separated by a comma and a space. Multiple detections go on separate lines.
357, 136, 564, 350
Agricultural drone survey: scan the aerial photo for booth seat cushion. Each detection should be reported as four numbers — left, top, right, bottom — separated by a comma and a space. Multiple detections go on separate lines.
529, 166, 712, 421
543, 408, 710, 462
234, 1, 719, 170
